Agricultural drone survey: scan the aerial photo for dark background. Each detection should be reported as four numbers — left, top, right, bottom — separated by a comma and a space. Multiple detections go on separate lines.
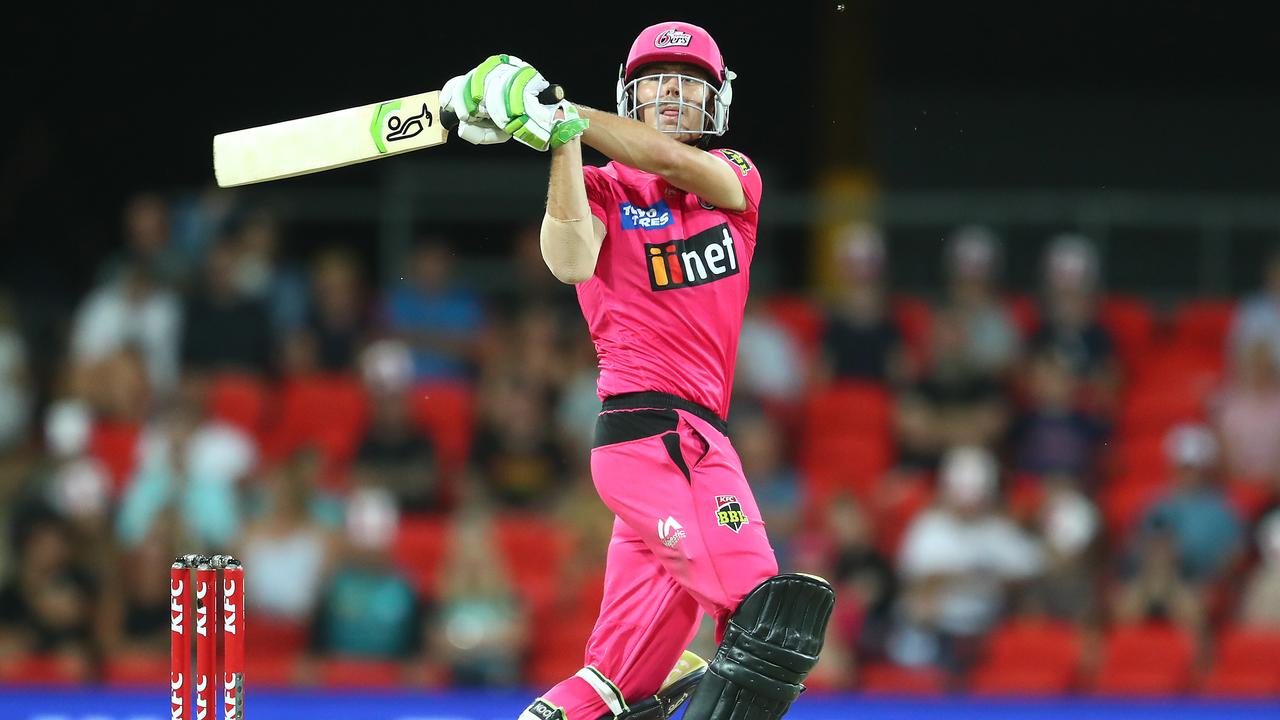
3, 1, 1278, 296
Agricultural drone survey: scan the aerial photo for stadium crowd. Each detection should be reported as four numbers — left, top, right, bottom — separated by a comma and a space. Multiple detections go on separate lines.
0, 189, 1278, 696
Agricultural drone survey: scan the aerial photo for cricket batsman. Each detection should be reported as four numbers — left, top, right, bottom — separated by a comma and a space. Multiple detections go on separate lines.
441, 21, 835, 720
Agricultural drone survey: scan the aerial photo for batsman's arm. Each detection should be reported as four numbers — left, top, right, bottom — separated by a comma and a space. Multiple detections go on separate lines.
540, 136, 606, 285
575, 106, 746, 212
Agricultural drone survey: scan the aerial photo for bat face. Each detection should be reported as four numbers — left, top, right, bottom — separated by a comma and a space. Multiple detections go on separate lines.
213, 90, 447, 187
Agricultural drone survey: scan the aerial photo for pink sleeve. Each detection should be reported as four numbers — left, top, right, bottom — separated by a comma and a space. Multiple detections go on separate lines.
582, 165, 612, 224
709, 148, 763, 213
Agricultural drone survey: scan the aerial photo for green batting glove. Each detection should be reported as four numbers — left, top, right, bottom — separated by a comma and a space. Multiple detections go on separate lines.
481, 61, 588, 151
444, 53, 524, 123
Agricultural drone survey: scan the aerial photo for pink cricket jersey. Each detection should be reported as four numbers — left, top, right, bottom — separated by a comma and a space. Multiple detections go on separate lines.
578, 148, 763, 420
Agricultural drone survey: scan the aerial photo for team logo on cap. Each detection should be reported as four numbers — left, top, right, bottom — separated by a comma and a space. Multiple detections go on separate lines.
715, 495, 749, 533
655, 29, 693, 48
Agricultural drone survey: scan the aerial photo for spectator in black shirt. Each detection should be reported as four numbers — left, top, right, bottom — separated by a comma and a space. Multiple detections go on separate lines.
819, 223, 909, 385
181, 236, 272, 375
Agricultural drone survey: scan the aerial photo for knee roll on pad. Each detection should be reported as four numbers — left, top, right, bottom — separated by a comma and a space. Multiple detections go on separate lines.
680, 573, 835, 720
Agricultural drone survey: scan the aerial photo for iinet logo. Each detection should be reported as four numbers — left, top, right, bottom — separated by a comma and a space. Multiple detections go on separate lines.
646, 223, 739, 291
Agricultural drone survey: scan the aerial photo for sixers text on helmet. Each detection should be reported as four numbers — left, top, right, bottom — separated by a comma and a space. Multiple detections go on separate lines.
655, 29, 693, 48
646, 223, 739, 291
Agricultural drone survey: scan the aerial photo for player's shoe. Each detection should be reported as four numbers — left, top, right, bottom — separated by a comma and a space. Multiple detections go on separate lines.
610, 650, 708, 720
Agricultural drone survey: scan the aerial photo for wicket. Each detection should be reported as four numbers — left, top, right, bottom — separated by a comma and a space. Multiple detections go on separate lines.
171, 554, 245, 720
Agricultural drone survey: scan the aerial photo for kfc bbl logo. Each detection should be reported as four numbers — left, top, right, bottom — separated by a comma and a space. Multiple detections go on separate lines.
715, 495, 749, 532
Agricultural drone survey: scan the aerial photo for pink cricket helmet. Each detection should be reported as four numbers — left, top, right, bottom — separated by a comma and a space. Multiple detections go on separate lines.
625, 21, 726, 84
617, 21, 736, 137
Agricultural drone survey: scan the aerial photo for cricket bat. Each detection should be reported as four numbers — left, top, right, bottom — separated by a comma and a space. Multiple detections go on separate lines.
212, 84, 563, 187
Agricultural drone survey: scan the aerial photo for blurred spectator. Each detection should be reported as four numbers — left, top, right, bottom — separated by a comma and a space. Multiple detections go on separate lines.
490, 224, 580, 323
288, 247, 368, 374
1229, 246, 1280, 367
829, 495, 898, 662
1022, 480, 1101, 623
180, 235, 272, 376
554, 329, 604, 462
97, 516, 176, 657
891, 447, 1043, 673
232, 211, 309, 335
893, 309, 1009, 472
169, 184, 241, 272
819, 223, 909, 385
470, 381, 570, 510
311, 487, 423, 661
384, 237, 484, 381
1114, 424, 1242, 633
240, 449, 337, 625
732, 405, 801, 569
479, 303, 572, 409
1009, 348, 1108, 484
354, 341, 442, 513
736, 296, 804, 404
0, 508, 97, 671
1239, 509, 1280, 626
95, 193, 184, 288
1213, 337, 1280, 487
70, 252, 181, 397
0, 290, 32, 450
25, 401, 113, 567
79, 348, 151, 430
1135, 425, 1243, 582
941, 226, 1020, 377
115, 381, 256, 550
428, 505, 529, 686
1028, 234, 1118, 402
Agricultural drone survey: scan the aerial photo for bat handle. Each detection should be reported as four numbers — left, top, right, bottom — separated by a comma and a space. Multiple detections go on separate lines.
440, 84, 565, 132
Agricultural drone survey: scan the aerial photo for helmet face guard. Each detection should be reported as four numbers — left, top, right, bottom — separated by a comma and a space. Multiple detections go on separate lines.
616, 69, 734, 138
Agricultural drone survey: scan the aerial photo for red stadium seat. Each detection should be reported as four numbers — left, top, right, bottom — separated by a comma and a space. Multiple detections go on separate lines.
1211, 627, 1280, 678
88, 420, 141, 496
245, 619, 310, 661
317, 658, 404, 688
208, 374, 272, 440
801, 433, 894, 505
1004, 295, 1040, 339
1099, 295, 1156, 375
764, 294, 826, 362
1118, 384, 1209, 438
246, 653, 300, 687
408, 382, 475, 478
1111, 434, 1170, 484
0, 654, 87, 684
1200, 669, 1280, 697
267, 374, 370, 467
495, 514, 574, 610
1093, 624, 1195, 695
393, 515, 452, 598
802, 381, 893, 434
1171, 300, 1236, 353
859, 663, 946, 695
103, 652, 170, 686
969, 619, 1082, 695
892, 295, 933, 362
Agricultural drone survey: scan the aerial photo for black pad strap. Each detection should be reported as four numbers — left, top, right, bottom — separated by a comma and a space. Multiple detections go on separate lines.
680, 574, 835, 720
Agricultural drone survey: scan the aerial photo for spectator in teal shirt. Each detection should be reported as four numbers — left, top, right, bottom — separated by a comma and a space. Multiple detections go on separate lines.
311, 487, 424, 660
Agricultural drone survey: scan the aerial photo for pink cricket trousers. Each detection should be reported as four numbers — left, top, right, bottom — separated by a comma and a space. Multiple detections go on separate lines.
538, 392, 779, 720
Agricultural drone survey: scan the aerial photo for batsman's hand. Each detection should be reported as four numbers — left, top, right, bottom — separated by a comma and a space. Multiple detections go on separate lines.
440, 72, 511, 145
480, 57, 589, 152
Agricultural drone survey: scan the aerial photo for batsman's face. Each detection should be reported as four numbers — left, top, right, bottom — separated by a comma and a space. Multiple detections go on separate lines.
634, 63, 713, 141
